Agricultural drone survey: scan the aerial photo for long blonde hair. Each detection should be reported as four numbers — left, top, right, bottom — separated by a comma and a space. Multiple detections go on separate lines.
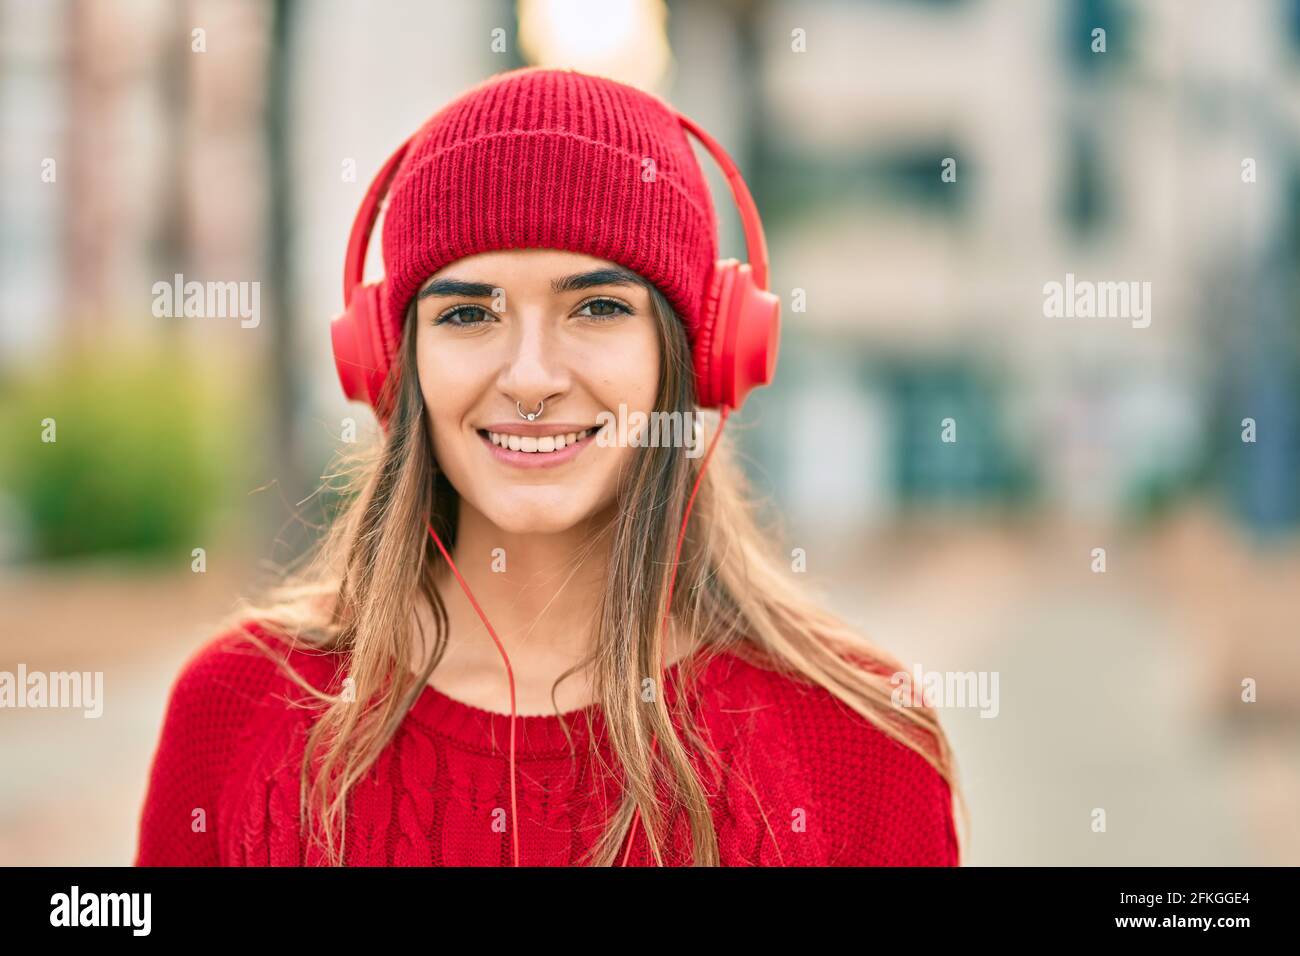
231, 283, 967, 866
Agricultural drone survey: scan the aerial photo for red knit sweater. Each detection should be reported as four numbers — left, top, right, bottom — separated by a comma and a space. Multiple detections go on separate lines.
134, 624, 959, 866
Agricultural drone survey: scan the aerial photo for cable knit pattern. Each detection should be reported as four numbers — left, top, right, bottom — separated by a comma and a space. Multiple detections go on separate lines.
135, 624, 959, 867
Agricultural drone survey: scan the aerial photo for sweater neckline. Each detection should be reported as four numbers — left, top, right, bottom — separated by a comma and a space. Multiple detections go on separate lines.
405, 652, 704, 756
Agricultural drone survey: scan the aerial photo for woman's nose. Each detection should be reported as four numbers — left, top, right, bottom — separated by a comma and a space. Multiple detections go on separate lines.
496, 312, 569, 402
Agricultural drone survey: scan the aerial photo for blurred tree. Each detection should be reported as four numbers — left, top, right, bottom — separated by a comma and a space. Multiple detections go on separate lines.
0, 347, 240, 561
155, 0, 191, 298
266, 0, 305, 514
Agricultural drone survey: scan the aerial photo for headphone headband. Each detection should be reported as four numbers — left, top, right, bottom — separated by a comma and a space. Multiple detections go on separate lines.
342, 135, 413, 303
674, 112, 770, 291
341, 110, 770, 307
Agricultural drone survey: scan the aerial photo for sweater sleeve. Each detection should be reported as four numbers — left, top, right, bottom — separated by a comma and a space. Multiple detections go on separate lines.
134, 625, 282, 866
811, 694, 960, 867
755, 663, 959, 867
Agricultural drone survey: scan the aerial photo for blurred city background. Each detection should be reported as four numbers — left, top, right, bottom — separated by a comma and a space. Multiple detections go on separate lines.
1, 0, 1297, 865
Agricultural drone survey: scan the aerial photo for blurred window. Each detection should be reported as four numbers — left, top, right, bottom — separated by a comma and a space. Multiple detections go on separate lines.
1063, 125, 1107, 238
1066, 0, 1128, 73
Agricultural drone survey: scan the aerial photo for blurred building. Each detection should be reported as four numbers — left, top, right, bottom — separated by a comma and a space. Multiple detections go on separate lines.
744, 0, 1300, 544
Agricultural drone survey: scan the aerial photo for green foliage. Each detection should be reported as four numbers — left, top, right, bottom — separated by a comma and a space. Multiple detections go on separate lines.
0, 346, 242, 562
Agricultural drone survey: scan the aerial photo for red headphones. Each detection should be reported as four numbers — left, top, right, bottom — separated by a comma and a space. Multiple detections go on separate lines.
330, 110, 781, 417
330, 107, 779, 866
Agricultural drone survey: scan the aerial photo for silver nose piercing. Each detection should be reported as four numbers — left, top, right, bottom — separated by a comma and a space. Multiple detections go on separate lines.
517, 399, 544, 421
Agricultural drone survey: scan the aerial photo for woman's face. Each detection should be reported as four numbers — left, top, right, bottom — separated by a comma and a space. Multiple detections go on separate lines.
414, 248, 660, 536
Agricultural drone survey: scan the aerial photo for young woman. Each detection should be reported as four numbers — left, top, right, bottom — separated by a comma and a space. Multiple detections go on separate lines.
135, 67, 965, 867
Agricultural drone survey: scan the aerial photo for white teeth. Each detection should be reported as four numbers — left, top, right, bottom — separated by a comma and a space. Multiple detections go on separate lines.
485, 427, 593, 453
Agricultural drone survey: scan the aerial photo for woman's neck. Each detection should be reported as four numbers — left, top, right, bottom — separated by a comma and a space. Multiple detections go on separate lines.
412, 495, 698, 716
412, 500, 620, 714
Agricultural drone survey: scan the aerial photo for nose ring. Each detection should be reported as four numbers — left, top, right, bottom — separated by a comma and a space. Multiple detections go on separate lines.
517, 399, 544, 422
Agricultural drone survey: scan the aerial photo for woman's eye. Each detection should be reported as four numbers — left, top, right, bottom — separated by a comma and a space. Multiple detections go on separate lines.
434, 305, 493, 327
576, 298, 632, 320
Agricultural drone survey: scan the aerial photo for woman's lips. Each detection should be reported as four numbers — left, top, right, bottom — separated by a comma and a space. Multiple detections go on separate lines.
476, 424, 601, 469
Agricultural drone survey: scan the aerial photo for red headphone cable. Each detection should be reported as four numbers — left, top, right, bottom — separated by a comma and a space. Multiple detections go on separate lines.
423, 517, 523, 866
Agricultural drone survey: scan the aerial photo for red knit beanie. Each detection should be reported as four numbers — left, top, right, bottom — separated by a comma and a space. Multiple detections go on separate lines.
378, 67, 719, 363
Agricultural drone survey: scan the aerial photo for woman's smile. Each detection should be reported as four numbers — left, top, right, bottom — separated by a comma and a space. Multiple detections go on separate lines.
475, 421, 604, 468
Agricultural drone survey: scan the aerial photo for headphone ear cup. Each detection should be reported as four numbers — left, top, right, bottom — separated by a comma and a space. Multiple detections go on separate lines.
725, 264, 781, 410
331, 282, 392, 413
692, 259, 737, 409
694, 260, 780, 410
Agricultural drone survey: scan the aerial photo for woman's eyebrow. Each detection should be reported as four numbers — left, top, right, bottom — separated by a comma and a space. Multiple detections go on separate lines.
417, 268, 645, 300
418, 278, 498, 299
551, 268, 645, 293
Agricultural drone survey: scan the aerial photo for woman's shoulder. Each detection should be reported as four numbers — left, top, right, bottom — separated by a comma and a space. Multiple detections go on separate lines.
694, 642, 906, 748
162, 619, 341, 727
136, 620, 340, 866
694, 642, 959, 864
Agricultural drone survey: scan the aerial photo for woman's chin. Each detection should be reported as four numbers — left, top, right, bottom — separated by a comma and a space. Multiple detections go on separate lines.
480, 495, 601, 536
